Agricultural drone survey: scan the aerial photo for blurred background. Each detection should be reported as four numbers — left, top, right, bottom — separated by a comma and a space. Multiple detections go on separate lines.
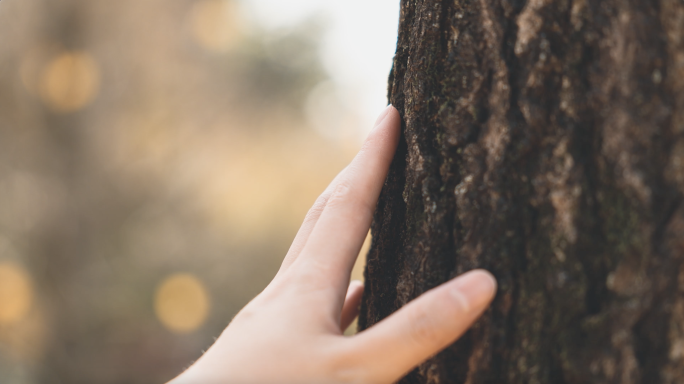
0, 0, 399, 382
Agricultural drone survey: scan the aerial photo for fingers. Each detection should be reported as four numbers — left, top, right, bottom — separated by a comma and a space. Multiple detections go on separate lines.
294, 106, 400, 294
340, 281, 364, 332
276, 166, 348, 278
349, 270, 496, 383
277, 106, 398, 279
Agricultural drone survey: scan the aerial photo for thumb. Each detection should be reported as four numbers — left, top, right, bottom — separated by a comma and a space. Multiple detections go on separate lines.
348, 270, 496, 383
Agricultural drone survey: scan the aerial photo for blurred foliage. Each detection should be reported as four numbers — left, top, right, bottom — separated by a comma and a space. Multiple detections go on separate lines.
0, 0, 366, 383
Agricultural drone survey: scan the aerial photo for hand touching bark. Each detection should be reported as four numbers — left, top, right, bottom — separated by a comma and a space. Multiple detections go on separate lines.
168, 106, 497, 384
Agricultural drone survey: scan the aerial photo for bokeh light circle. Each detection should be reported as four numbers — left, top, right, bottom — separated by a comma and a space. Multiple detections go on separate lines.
0, 262, 33, 326
154, 273, 210, 334
39, 51, 100, 113
189, 0, 242, 53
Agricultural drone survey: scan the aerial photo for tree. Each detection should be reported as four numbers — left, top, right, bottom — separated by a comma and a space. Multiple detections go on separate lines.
358, 0, 684, 383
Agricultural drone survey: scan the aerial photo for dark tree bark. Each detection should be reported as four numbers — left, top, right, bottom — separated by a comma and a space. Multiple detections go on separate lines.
358, 0, 684, 383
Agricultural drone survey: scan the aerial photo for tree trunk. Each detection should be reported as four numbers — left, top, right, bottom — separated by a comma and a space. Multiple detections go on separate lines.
358, 0, 684, 383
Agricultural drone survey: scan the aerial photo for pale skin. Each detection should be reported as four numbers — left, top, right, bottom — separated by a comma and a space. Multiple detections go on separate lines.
169, 106, 497, 384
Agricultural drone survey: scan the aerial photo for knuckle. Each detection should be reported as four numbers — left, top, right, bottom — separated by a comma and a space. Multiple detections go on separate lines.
304, 194, 329, 222
327, 182, 352, 207
407, 305, 441, 346
327, 181, 375, 217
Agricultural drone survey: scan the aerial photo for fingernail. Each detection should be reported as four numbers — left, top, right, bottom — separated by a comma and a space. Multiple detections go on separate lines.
372, 104, 393, 131
450, 270, 497, 312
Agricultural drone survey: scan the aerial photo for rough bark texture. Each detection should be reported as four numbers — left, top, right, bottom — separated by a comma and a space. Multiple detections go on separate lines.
358, 0, 684, 383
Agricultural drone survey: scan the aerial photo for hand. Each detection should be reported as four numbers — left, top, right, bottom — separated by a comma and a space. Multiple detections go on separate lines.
168, 106, 497, 384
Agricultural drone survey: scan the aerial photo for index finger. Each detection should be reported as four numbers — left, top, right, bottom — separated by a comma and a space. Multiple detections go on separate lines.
291, 106, 401, 296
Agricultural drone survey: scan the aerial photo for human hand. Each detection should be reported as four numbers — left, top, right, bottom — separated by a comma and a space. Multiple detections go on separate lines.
168, 106, 497, 384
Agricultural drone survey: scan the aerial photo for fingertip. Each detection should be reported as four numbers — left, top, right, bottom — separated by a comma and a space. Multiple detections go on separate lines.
387, 104, 399, 118
341, 281, 366, 331
384, 105, 400, 129
370, 105, 400, 136
373, 105, 394, 127
469, 269, 497, 291
450, 270, 497, 312
386, 106, 401, 140
345, 280, 365, 301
